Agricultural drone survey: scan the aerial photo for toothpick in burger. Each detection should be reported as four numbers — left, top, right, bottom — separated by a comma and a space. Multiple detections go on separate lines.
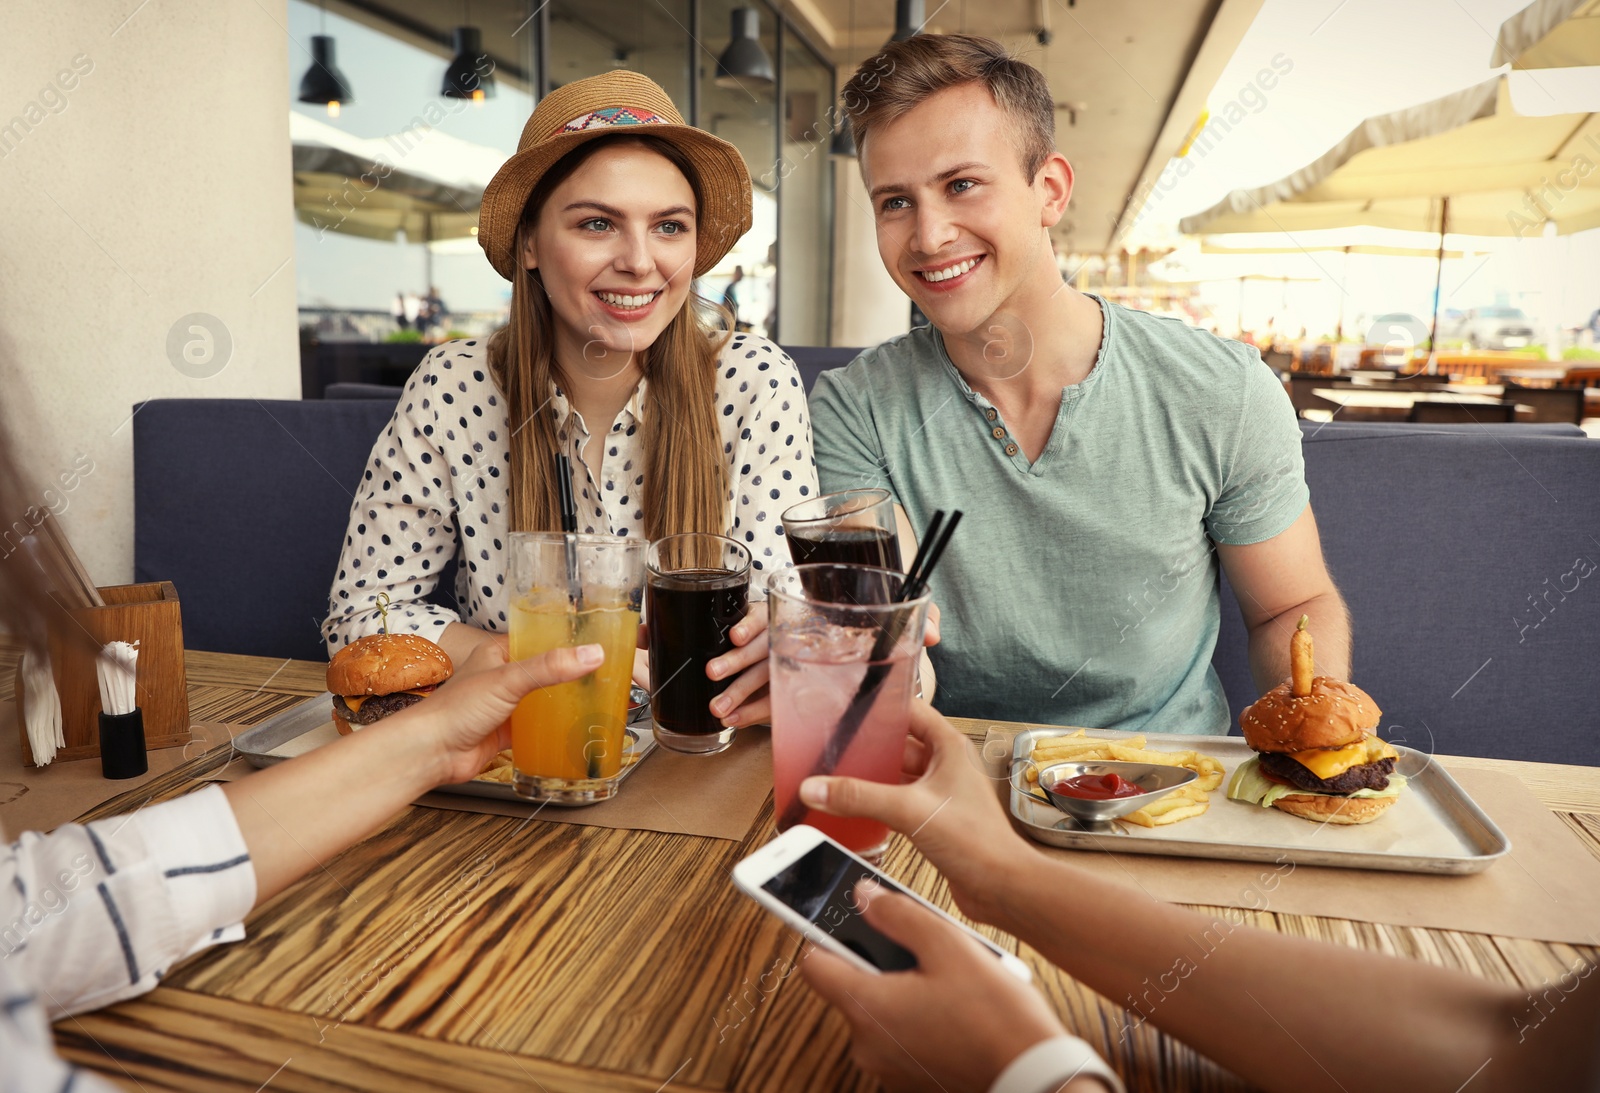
326, 630, 453, 736
1226, 616, 1405, 824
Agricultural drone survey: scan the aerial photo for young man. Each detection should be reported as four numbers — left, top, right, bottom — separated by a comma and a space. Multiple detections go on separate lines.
811, 34, 1350, 732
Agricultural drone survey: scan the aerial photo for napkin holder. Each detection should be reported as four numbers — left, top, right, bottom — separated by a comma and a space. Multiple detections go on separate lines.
14, 581, 191, 766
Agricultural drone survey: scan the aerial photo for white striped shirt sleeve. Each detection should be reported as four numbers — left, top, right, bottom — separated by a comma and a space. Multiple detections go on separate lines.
1, 786, 255, 1091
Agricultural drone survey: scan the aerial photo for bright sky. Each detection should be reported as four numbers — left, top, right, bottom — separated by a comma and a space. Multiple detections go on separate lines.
1129, 0, 1600, 341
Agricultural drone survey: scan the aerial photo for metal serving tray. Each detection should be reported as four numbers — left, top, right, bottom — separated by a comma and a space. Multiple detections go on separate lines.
1009, 728, 1509, 875
233, 691, 657, 802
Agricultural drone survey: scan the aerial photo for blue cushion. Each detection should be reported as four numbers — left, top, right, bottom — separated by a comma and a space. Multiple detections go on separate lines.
781, 345, 860, 392
1299, 420, 1586, 438
1214, 428, 1600, 765
133, 399, 455, 663
323, 382, 405, 401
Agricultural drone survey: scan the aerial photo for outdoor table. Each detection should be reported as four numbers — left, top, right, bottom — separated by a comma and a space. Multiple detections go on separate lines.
24, 649, 1600, 1091
1312, 387, 1522, 421
1497, 368, 1570, 385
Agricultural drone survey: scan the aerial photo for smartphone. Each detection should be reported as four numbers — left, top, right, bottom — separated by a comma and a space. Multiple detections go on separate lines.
731, 825, 1032, 981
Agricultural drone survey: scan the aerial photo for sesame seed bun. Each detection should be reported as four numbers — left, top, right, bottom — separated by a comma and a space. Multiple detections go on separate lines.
1239, 677, 1382, 753
326, 632, 454, 698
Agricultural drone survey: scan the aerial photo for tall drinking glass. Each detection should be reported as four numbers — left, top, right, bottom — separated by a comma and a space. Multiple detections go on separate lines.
781, 488, 903, 571
767, 564, 930, 861
508, 532, 646, 805
646, 533, 750, 755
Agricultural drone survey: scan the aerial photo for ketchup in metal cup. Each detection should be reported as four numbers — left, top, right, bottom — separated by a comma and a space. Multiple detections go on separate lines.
1048, 772, 1145, 800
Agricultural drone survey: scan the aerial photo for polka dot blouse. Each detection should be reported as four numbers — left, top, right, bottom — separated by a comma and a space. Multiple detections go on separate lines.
321, 332, 819, 652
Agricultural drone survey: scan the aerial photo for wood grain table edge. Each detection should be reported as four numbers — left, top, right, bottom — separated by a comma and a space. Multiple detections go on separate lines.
58, 987, 718, 1092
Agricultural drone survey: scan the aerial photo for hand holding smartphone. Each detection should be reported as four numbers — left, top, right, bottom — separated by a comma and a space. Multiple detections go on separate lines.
732, 825, 1031, 981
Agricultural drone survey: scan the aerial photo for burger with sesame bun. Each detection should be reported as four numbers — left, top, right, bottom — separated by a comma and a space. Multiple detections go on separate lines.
327, 631, 454, 736
1226, 616, 1405, 825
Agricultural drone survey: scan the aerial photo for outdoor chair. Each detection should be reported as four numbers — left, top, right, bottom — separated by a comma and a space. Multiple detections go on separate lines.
1502, 383, 1584, 425
1284, 373, 1349, 417
1388, 376, 1455, 391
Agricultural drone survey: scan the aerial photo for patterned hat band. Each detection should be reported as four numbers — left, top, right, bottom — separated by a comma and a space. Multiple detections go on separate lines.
480, 71, 750, 280
552, 106, 668, 138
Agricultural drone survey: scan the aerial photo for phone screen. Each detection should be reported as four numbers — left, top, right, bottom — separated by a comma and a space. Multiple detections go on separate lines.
760, 840, 918, 972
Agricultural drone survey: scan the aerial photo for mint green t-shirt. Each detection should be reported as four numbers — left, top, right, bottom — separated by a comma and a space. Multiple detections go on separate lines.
808, 297, 1308, 734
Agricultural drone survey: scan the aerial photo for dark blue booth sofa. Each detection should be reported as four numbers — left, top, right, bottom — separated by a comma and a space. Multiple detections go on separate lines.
133, 354, 1600, 766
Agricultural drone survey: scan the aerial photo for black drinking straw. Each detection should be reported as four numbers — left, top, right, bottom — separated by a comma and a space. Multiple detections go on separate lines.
777, 510, 963, 831
554, 453, 584, 611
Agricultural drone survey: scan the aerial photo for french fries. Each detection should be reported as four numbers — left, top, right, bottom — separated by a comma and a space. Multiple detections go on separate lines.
475, 750, 515, 783
1291, 614, 1314, 696
1121, 783, 1210, 828
1026, 729, 1226, 825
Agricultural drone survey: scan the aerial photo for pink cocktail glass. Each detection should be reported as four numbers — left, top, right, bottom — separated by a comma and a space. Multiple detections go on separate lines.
766, 564, 930, 861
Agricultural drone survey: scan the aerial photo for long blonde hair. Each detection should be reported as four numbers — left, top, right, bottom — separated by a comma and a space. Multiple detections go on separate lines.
488, 136, 730, 538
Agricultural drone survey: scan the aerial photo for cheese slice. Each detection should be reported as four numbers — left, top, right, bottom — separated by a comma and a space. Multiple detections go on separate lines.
1228, 758, 1407, 807
1285, 737, 1397, 780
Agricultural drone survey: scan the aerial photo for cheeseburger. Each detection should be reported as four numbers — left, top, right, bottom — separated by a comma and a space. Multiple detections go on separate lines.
327, 631, 454, 735
1226, 616, 1404, 824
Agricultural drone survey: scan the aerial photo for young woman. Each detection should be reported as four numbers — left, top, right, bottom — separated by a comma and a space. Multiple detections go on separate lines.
323, 72, 817, 729
0, 387, 605, 1089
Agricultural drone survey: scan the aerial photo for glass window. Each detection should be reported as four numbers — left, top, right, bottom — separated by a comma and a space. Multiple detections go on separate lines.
288, 0, 534, 335
546, 0, 691, 102
775, 31, 833, 346
698, 0, 779, 340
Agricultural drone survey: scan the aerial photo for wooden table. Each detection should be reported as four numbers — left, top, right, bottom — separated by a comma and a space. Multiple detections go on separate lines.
27, 650, 1600, 1091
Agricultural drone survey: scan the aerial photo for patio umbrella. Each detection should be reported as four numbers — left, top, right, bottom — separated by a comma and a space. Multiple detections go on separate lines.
290, 112, 505, 282
1178, 78, 1600, 351
1199, 241, 1477, 258
1493, 0, 1600, 68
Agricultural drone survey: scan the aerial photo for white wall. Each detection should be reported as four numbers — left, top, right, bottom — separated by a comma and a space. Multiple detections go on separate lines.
0, 1, 300, 586
830, 158, 909, 348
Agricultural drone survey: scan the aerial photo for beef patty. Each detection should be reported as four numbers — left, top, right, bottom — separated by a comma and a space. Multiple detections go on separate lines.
332, 690, 428, 726
1257, 751, 1396, 795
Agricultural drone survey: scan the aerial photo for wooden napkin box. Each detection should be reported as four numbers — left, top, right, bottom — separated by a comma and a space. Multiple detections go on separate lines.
15, 581, 191, 766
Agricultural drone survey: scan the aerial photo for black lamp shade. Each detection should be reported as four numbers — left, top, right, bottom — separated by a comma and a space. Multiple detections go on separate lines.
299, 35, 354, 107
716, 8, 774, 87
442, 26, 496, 99
889, 0, 924, 42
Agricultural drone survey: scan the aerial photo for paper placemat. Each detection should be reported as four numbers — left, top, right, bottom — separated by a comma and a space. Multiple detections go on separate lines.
206, 719, 774, 842
0, 701, 236, 835
983, 728, 1600, 945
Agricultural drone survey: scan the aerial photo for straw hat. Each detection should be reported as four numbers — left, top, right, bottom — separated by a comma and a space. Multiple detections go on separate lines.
478, 71, 752, 281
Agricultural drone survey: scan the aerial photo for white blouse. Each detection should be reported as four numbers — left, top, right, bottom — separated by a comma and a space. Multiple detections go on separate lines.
322, 332, 818, 650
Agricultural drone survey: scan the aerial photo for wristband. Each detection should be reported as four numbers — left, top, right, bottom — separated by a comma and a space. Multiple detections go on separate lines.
988, 1034, 1124, 1093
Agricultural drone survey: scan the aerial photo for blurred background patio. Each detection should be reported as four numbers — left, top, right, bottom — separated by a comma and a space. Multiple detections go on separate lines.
2, 0, 1597, 585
